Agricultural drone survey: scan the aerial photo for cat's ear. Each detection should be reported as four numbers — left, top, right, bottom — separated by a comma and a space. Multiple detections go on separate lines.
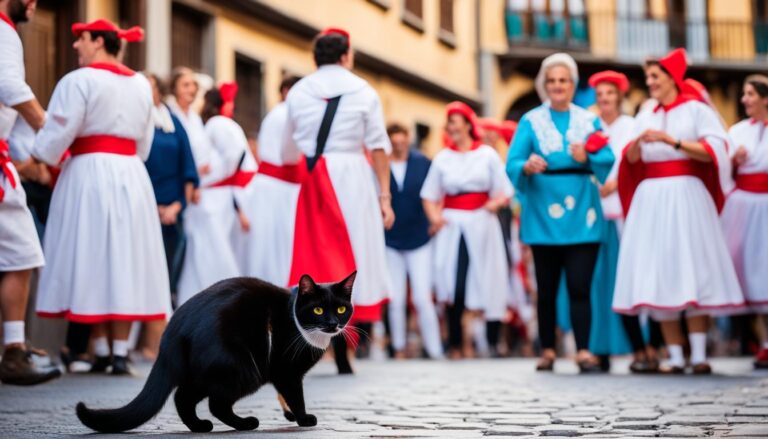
298, 274, 317, 295
336, 271, 357, 298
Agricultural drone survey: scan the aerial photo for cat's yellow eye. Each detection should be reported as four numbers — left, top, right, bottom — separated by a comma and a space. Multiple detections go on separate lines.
313, 307, 324, 315
337, 306, 347, 314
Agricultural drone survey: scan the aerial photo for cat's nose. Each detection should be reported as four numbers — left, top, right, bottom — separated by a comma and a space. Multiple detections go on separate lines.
323, 323, 339, 333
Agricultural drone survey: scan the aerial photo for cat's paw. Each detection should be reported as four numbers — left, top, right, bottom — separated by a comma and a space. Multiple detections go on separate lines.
283, 410, 296, 422
187, 419, 214, 433
236, 416, 259, 431
296, 414, 317, 427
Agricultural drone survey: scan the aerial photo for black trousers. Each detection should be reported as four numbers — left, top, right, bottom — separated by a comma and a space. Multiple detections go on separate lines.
621, 315, 664, 352
161, 220, 185, 295
447, 235, 470, 349
531, 243, 600, 351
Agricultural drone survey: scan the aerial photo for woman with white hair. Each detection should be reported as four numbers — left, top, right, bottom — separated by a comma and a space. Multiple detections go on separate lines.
507, 53, 615, 373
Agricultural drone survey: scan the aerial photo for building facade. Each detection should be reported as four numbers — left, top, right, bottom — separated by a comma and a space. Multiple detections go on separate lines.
17, 0, 768, 155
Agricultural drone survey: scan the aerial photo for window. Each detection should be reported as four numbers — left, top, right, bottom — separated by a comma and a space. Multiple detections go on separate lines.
171, 3, 207, 71
439, 0, 455, 46
234, 54, 263, 140
402, 0, 424, 31
755, 0, 768, 54
505, 0, 588, 46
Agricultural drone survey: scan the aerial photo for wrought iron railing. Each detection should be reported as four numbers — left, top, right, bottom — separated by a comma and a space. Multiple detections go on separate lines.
505, 8, 768, 63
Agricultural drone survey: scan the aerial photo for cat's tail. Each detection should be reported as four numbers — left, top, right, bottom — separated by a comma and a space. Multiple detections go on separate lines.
76, 353, 175, 433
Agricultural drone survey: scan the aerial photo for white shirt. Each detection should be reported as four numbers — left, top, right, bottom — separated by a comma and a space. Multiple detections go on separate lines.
167, 98, 211, 168
257, 102, 288, 165
205, 115, 257, 181
32, 66, 154, 164
390, 160, 407, 189
729, 119, 768, 175
283, 65, 391, 164
0, 20, 34, 140
421, 145, 514, 202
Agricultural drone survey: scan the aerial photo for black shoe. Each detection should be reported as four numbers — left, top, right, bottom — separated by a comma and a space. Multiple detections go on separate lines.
578, 359, 604, 374
0, 346, 62, 386
598, 355, 611, 372
111, 356, 132, 376
90, 356, 111, 373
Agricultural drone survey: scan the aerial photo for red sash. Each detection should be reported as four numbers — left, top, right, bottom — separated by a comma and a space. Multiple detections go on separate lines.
444, 192, 489, 210
0, 140, 17, 203
735, 173, 768, 193
258, 161, 306, 184
288, 156, 356, 293
209, 169, 257, 188
618, 141, 725, 215
70, 135, 137, 156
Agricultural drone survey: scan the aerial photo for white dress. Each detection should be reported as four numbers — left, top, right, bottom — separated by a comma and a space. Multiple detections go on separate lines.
33, 65, 170, 322
0, 18, 44, 272
612, 98, 744, 318
283, 64, 392, 313
600, 114, 635, 224
175, 113, 245, 305
240, 102, 301, 286
721, 119, 768, 311
420, 144, 515, 321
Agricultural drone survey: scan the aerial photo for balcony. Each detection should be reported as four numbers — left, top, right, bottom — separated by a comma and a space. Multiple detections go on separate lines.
505, 7, 768, 65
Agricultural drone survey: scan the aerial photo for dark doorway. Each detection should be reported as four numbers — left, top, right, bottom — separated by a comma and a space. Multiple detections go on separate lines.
667, 0, 688, 49
119, 0, 146, 71
171, 3, 208, 71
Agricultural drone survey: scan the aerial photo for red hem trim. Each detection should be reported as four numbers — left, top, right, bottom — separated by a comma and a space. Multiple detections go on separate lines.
613, 300, 746, 314
350, 299, 386, 323
37, 310, 166, 323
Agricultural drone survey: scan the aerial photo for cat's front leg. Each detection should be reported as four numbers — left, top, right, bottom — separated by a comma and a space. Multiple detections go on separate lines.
273, 379, 316, 427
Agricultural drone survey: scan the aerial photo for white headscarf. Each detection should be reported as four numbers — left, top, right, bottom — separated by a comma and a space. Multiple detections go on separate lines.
535, 52, 579, 103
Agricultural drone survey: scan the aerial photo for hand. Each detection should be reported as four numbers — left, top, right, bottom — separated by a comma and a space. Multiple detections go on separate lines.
158, 202, 181, 225
523, 153, 547, 175
639, 129, 675, 145
198, 164, 211, 176
238, 210, 251, 232
599, 179, 618, 198
733, 146, 748, 166
380, 196, 395, 230
14, 158, 41, 182
569, 142, 587, 163
484, 198, 507, 213
428, 216, 447, 236
190, 188, 201, 205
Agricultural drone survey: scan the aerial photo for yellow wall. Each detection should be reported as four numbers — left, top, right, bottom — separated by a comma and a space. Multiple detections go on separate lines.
85, 0, 118, 22
708, 0, 755, 59
586, 0, 616, 57
479, 0, 508, 53
492, 69, 534, 121
214, 12, 450, 157
254, 0, 479, 99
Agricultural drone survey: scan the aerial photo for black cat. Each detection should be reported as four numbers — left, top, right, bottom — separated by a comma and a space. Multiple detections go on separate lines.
76, 272, 356, 433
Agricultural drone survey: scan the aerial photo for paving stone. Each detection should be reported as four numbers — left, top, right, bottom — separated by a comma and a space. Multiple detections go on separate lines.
611, 420, 664, 430
535, 425, 598, 436
616, 411, 663, 422
723, 424, 768, 436
726, 415, 768, 424
661, 425, 709, 437
484, 425, 536, 436
734, 407, 768, 416
437, 422, 488, 430
660, 415, 726, 425
495, 417, 553, 427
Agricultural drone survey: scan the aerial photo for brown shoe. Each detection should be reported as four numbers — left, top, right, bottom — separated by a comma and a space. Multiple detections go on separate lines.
536, 356, 555, 372
0, 346, 62, 386
658, 364, 685, 375
692, 362, 712, 375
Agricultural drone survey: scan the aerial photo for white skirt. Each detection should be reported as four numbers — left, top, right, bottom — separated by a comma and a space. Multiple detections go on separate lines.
36, 154, 170, 322
433, 208, 510, 321
613, 176, 744, 316
238, 174, 300, 286
721, 189, 768, 312
0, 163, 44, 271
177, 186, 240, 305
326, 153, 391, 306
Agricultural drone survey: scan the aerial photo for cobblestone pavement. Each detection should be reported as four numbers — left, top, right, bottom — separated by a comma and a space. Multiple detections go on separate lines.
2, 357, 768, 438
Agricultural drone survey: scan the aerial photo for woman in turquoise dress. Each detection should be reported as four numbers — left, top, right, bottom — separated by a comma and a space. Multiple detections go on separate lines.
507, 53, 615, 373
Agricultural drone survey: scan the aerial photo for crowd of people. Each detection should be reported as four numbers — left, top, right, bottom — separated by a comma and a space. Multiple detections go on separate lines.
1, 0, 768, 387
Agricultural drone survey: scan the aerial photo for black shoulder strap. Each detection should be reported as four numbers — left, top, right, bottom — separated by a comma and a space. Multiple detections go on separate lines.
307, 95, 342, 171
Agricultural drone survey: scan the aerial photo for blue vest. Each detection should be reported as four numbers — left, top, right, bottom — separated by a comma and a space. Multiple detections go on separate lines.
385, 151, 431, 250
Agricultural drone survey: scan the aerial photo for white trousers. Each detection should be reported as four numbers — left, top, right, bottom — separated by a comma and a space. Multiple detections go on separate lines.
386, 243, 443, 358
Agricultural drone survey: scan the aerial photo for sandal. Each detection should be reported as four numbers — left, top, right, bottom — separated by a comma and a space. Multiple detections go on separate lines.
577, 358, 603, 374
536, 356, 555, 372
692, 362, 712, 375
629, 358, 660, 374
